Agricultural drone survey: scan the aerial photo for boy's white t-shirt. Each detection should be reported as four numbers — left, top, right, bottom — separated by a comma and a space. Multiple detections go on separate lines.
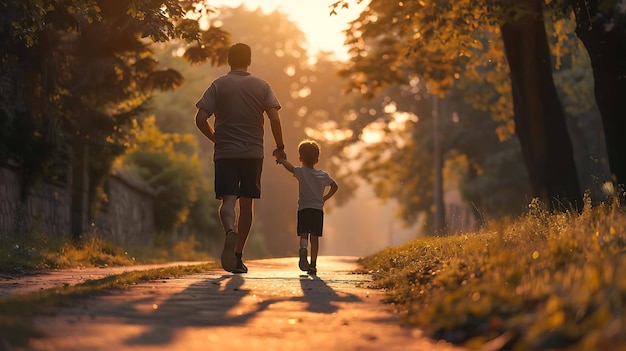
293, 166, 335, 211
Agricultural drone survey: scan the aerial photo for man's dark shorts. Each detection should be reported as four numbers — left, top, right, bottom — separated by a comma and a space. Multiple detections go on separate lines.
214, 158, 263, 199
297, 208, 324, 237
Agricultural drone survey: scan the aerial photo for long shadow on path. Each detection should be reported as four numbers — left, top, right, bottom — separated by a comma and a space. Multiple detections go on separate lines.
118, 270, 363, 347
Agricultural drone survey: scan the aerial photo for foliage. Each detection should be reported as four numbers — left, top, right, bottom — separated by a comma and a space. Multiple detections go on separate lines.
319, 0, 612, 226
118, 116, 219, 236
0, 0, 230, 199
359, 198, 626, 350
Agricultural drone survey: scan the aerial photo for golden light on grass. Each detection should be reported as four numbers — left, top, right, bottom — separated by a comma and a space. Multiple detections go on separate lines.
359, 199, 626, 350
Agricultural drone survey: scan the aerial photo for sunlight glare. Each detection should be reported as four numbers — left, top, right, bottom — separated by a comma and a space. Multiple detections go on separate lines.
212, 0, 367, 61
284, 65, 296, 76
361, 120, 385, 144
383, 102, 397, 114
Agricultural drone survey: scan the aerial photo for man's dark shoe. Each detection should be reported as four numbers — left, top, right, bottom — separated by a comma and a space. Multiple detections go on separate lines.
232, 259, 248, 274
221, 230, 238, 272
307, 264, 317, 275
298, 248, 309, 271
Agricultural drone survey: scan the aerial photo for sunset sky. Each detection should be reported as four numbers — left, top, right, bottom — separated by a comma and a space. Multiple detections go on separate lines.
213, 0, 367, 60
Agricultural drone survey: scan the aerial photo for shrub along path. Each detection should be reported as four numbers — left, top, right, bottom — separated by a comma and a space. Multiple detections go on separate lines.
7, 256, 468, 351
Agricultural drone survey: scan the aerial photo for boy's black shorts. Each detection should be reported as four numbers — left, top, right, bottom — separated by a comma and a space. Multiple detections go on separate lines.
297, 208, 324, 237
214, 158, 263, 199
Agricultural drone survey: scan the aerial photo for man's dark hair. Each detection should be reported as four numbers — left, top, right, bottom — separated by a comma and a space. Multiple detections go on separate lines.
228, 43, 251, 68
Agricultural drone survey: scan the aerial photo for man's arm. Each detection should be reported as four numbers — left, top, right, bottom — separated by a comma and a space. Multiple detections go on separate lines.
266, 107, 286, 159
323, 181, 339, 202
195, 108, 215, 143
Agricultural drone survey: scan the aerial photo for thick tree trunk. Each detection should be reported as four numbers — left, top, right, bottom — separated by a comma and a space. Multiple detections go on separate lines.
500, 1, 582, 210
571, 0, 626, 196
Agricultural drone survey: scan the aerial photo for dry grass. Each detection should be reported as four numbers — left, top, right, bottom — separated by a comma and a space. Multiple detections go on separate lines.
0, 234, 212, 275
359, 198, 626, 350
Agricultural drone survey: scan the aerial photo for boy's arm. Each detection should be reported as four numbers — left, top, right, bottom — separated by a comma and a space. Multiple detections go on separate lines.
276, 157, 295, 174
323, 181, 339, 202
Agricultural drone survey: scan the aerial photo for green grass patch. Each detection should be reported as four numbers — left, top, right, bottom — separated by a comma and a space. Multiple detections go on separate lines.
359, 199, 626, 350
0, 262, 216, 346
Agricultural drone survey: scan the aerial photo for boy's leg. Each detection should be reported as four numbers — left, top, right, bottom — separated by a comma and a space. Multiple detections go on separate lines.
219, 195, 238, 272
307, 210, 322, 275
298, 234, 310, 271
308, 235, 319, 275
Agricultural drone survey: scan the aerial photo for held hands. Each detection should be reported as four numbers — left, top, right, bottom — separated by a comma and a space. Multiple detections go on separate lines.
272, 148, 287, 164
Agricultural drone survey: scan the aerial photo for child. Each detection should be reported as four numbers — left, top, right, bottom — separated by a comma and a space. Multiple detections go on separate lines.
274, 140, 338, 274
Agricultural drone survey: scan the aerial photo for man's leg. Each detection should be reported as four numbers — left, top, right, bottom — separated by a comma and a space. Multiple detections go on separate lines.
236, 197, 253, 253
219, 195, 238, 272
310, 236, 319, 264
219, 195, 237, 232
298, 234, 310, 271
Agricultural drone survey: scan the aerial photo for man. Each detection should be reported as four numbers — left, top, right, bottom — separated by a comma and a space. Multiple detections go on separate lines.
195, 43, 286, 273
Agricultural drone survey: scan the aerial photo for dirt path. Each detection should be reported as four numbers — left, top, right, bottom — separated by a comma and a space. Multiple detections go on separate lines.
6, 256, 469, 351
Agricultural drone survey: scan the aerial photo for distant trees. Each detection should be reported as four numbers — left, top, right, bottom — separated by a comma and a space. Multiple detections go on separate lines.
333, 0, 622, 212
118, 117, 220, 241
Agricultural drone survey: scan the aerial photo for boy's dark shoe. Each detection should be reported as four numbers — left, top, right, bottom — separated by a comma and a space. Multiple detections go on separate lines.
307, 264, 317, 275
221, 230, 238, 272
232, 259, 248, 274
298, 248, 309, 271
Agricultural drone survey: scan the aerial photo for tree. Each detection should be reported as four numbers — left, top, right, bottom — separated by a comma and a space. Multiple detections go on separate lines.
1, 0, 231, 238
499, 0, 581, 210
568, 0, 626, 197
118, 117, 220, 239
335, 0, 625, 209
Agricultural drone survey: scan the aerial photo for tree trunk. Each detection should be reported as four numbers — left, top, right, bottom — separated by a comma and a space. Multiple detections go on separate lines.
432, 95, 446, 234
500, 0, 582, 211
571, 0, 626, 197
71, 140, 89, 242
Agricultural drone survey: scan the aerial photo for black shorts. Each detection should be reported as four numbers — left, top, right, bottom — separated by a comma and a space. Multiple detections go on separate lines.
297, 208, 324, 237
214, 158, 263, 199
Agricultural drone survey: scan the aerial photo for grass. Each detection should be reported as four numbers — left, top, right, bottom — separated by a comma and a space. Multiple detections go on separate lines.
0, 234, 213, 276
358, 198, 626, 350
0, 262, 217, 346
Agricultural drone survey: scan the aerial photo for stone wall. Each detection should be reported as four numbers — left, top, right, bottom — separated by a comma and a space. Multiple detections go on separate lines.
0, 166, 156, 247
0, 166, 71, 238
96, 170, 156, 246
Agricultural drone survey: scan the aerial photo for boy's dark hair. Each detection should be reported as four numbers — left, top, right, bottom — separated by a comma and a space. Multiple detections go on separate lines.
228, 43, 251, 68
298, 140, 320, 165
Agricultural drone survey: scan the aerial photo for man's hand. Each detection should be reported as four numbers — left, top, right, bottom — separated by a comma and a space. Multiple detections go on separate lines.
272, 148, 286, 164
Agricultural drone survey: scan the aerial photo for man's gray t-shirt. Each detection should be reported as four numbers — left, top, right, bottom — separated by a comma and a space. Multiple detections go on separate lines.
196, 71, 281, 160
293, 167, 335, 211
